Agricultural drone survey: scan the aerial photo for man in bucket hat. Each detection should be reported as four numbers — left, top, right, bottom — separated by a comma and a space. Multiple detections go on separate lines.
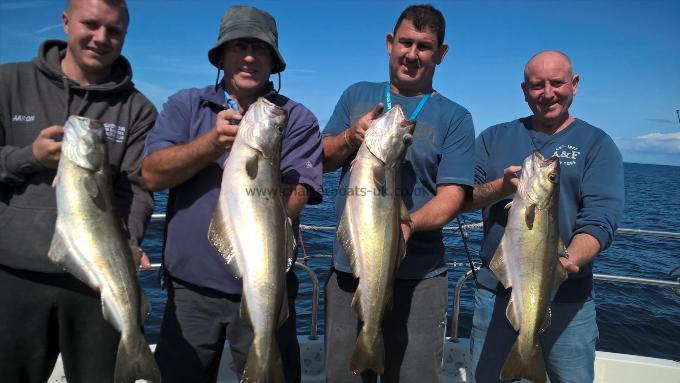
141, 5, 323, 383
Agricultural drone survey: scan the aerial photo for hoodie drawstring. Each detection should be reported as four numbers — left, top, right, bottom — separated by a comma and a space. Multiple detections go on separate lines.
62, 75, 71, 122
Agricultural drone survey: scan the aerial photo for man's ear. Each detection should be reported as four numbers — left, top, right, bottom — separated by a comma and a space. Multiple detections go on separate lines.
435, 43, 449, 65
62, 11, 70, 35
571, 74, 580, 96
386, 33, 394, 56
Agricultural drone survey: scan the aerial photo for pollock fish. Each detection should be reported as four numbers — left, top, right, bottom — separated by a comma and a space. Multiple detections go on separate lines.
48, 116, 160, 383
208, 97, 295, 383
337, 105, 414, 374
490, 150, 567, 383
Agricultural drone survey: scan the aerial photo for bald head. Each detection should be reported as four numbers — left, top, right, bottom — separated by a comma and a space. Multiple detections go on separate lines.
524, 50, 574, 82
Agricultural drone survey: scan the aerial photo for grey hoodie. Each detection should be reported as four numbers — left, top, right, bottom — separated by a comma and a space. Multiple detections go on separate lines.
0, 40, 157, 273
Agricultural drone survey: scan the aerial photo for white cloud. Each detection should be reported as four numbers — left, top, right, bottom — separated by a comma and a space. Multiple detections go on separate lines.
133, 80, 172, 109
616, 132, 680, 155
34, 23, 62, 34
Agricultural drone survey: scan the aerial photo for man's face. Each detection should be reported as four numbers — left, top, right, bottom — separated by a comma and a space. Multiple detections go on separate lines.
522, 52, 579, 128
221, 38, 273, 98
387, 19, 448, 95
62, 0, 128, 78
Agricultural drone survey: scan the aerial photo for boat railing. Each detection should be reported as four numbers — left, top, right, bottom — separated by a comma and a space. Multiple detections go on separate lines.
145, 214, 680, 341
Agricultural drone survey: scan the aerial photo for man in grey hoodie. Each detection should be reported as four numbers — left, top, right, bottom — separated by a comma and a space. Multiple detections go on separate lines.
0, 0, 156, 381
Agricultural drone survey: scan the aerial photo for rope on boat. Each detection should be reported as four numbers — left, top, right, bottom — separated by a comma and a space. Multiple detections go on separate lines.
298, 222, 484, 232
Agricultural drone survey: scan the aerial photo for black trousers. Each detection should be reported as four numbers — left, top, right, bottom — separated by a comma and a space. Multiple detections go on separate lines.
324, 269, 448, 383
155, 272, 301, 383
0, 265, 120, 383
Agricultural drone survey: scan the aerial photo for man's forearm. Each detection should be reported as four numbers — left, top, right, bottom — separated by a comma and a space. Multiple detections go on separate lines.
464, 177, 515, 213
141, 131, 224, 191
284, 184, 309, 218
322, 132, 355, 173
411, 184, 466, 231
567, 232, 601, 267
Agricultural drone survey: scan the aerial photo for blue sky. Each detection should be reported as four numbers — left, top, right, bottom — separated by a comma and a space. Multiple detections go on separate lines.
2, 0, 679, 166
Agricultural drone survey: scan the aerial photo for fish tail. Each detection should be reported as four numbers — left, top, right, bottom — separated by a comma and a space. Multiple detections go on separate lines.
499, 339, 547, 383
242, 340, 286, 383
349, 327, 384, 374
113, 334, 161, 383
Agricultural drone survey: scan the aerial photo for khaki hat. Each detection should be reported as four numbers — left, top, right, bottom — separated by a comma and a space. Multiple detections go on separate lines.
208, 5, 286, 74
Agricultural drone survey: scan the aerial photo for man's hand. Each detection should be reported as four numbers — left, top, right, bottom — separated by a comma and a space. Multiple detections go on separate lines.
210, 109, 242, 151
32, 125, 64, 169
346, 102, 384, 149
501, 165, 522, 194
400, 221, 413, 243
132, 245, 151, 271
560, 256, 580, 274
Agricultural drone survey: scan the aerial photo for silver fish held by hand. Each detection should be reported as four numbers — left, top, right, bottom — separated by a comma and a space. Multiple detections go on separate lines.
490, 150, 567, 383
337, 104, 414, 374
48, 116, 160, 383
208, 97, 295, 383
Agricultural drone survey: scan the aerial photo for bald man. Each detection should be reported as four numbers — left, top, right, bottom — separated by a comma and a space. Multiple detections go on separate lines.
0, 0, 156, 381
464, 50, 624, 382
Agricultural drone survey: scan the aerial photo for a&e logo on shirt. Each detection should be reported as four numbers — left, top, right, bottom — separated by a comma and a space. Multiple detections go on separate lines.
552, 145, 580, 166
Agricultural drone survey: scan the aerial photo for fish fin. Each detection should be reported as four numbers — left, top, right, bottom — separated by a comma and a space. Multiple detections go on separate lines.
338, 211, 360, 278
208, 209, 242, 279
500, 339, 547, 383
48, 226, 100, 290
47, 229, 69, 266
114, 333, 161, 383
242, 335, 286, 383
505, 296, 521, 331
372, 166, 386, 195
350, 326, 385, 374
399, 201, 411, 223
51, 171, 60, 187
489, 241, 512, 289
82, 173, 100, 199
539, 307, 552, 334
245, 153, 259, 179
278, 290, 290, 329
351, 289, 363, 320
525, 204, 536, 229
504, 201, 513, 210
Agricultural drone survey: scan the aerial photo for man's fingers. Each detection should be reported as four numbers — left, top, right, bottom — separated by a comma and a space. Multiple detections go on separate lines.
217, 108, 242, 122
139, 253, 151, 270
370, 102, 385, 118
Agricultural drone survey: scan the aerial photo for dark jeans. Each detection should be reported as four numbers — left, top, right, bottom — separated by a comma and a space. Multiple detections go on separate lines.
325, 269, 448, 383
155, 272, 301, 383
0, 266, 119, 383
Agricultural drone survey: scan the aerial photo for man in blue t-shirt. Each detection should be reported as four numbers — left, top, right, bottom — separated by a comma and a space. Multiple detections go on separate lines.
465, 50, 624, 383
322, 5, 475, 382
141, 6, 323, 383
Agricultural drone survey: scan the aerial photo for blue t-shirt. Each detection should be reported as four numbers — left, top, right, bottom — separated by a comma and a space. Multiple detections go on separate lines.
323, 81, 475, 279
474, 117, 624, 302
144, 84, 323, 294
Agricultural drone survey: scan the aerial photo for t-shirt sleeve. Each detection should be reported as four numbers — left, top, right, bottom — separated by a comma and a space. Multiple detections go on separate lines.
572, 135, 624, 251
436, 112, 475, 187
143, 91, 191, 157
280, 105, 323, 205
321, 86, 352, 137
474, 130, 491, 186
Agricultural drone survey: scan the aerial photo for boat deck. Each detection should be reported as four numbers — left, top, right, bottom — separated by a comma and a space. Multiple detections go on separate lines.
48, 336, 680, 383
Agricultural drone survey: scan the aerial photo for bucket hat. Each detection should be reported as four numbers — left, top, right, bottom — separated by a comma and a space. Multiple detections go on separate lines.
208, 5, 286, 74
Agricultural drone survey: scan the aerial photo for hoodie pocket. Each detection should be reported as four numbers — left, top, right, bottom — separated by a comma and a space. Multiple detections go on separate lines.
0, 205, 62, 273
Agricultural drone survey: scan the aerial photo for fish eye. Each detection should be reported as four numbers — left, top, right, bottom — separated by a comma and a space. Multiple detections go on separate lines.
548, 172, 557, 182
